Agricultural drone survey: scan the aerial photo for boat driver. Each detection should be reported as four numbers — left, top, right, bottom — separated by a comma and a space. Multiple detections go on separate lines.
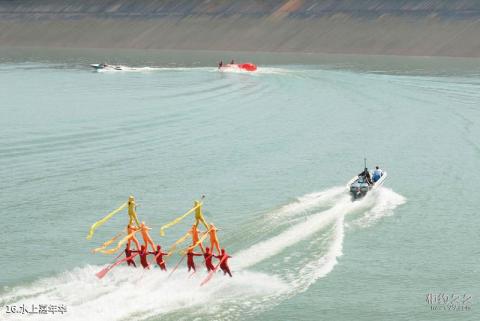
358, 168, 373, 185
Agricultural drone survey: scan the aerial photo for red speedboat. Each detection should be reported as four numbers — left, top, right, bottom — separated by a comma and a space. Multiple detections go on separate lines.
219, 63, 257, 72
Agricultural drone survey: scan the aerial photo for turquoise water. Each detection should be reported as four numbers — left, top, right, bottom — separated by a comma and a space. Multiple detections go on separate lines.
1, 55, 479, 320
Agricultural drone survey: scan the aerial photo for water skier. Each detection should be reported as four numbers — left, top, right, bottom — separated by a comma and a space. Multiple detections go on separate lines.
204, 247, 215, 272
186, 248, 202, 272
215, 248, 232, 277
154, 245, 168, 271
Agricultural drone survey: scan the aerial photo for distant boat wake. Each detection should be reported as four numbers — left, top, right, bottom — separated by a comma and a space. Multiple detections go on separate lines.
0, 187, 405, 321
89, 64, 292, 75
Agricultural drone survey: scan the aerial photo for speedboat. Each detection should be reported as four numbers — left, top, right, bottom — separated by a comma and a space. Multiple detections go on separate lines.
219, 63, 257, 72
90, 63, 123, 71
347, 170, 387, 200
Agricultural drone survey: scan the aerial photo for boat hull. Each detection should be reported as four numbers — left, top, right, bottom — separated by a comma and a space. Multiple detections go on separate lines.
90, 64, 123, 71
219, 63, 257, 72
347, 171, 387, 200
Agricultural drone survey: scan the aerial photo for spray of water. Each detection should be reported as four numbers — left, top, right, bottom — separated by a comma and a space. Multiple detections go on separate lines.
1, 187, 405, 321
94, 64, 294, 75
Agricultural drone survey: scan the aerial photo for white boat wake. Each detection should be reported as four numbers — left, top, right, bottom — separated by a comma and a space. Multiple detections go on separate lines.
90, 64, 292, 75
0, 187, 405, 321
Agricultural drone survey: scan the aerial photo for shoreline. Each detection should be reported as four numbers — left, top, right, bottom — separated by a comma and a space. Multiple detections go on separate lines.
1, 16, 480, 58
1, 1, 480, 58
4, 45, 480, 60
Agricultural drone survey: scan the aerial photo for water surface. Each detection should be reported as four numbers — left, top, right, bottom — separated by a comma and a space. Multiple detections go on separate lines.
1, 51, 479, 320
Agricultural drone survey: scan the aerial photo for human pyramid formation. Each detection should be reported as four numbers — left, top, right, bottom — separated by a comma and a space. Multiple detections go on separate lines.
87, 196, 232, 282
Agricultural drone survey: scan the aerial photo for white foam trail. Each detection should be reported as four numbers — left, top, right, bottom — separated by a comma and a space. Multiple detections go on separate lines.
1, 266, 287, 321
268, 187, 346, 219
95, 65, 151, 72
351, 187, 406, 228
294, 214, 345, 292
95, 66, 212, 73
1, 187, 406, 321
93, 65, 292, 75
255, 67, 296, 75
236, 186, 405, 293
234, 193, 362, 270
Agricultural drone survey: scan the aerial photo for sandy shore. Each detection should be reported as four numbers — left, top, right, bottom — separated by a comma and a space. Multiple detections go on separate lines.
1, 0, 480, 57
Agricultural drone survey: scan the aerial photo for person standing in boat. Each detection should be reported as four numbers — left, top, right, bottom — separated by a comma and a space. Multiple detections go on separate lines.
358, 168, 373, 185
372, 166, 383, 182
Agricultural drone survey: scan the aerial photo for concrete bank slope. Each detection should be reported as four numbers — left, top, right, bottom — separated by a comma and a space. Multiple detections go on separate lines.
1, 0, 480, 57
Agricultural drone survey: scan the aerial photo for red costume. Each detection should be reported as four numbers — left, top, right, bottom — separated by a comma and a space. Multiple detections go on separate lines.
186, 249, 202, 272
124, 247, 137, 267
204, 247, 215, 271
154, 245, 168, 271
215, 249, 232, 277
133, 245, 150, 269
